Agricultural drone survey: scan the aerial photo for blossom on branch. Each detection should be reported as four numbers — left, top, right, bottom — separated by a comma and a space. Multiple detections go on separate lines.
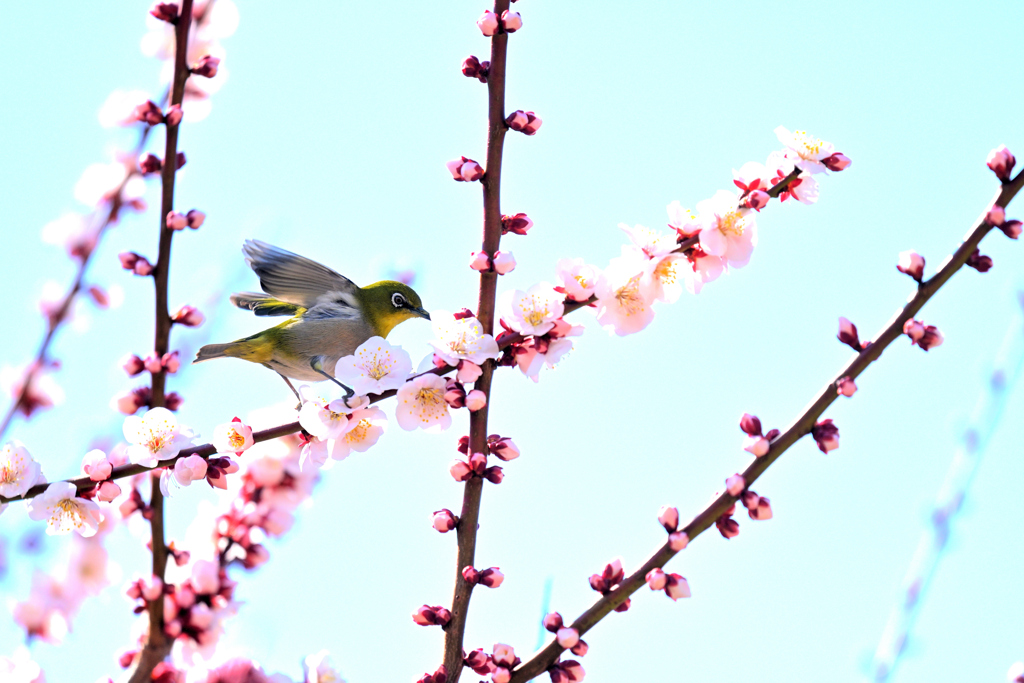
595, 253, 655, 335
498, 283, 565, 336
775, 126, 835, 175
396, 374, 451, 432
0, 441, 44, 498
27, 482, 102, 537
697, 190, 758, 268
122, 407, 195, 467
555, 258, 600, 302
429, 311, 500, 366
331, 407, 387, 459
335, 336, 412, 395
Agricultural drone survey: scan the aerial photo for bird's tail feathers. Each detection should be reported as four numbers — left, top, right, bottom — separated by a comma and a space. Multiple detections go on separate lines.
230, 291, 302, 317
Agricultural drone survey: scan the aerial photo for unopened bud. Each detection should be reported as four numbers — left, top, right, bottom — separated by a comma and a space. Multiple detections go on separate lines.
903, 318, 925, 343
646, 568, 668, 590
896, 250, 925, 282
822, 153, 852, 172
743, 434, 770, 457
477, 10, 499, 36
836, 376, 857, 397
186, 209, 205, 229
749, 496, 773, 520
747, 189, 769, 210
149, 2, 178, 23
986, 145, 1016, 181
493, 251, 516, 274
726, 474, 746, 497
164, 104, 183, 126
432, 509, 458, 532
139, 154, 162, 175
166, 211, 188, 230
1000, 220, 1022, 240
469, 250, 491, 272
192, 55, 220, 78
506, 110, 529, 131
501, 213, 533, 235
542, 612, 563, 633
811, 419, 840, 454
175, 151, 186, 169
556, 628, 579, 649
837, 316, 863, 351
466, 389, 487, 411
965, 248, 993, 272
668, 531, 689, 551
658, 505, 679, 532
132, 100, 164, 126
918, 325, 944, 351
172, 305, 204, 327
462, 55, 489, 83
501, 10, 523, 32
739, 413, 762, 436
987, 205, 1006, 226
122, 354, 145, 376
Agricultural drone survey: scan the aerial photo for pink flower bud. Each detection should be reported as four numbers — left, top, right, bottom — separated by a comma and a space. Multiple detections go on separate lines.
965, 248, 993, 272
165, 104, 183, 126
149, 2, 178, 22
501, 213, 533, 235
747, 189, 770, 210
918, 325, 944, 351
461, 565, 480, 584
413, 605, 451, 627
122, 354, 145, 376
176, 152, 186, 169
986, 145, 1016, 181
97, 480, 121, 502
665, 573, 691, 600
811, 419, 840, 453
740, 490, 760, 510
543, 612, 564, 632
141, 576, 163, 602
1001, 220, 1023, 239
646, 568, 668, 590
466, 389, 487, 411
522, 113, 542, 135
822, 153, 852, 172
143, 353, 163, 374
501, 10, 523, 32
987, 205, 1006, 226
139, 154, 162, 175
493, 251, 516, 274
488, 436, 519, 461
445, 380, 467, 408
456, 360, 483, 383
492, 644, 518, 668
162, 351, 181, 373
739, 413, 762, 436
484, 465, 504, 484
112, 387, 150, 415
556, 627, 579, 649
836, 376, 857, 397
479, 567, 504, 588
716, 514, 740, 539
166, 211, 188, 230
492, 667, 511, 683
432, 508, 458, 532
726, 474, 746, 496
186, 209, 205, 229
896, 250, 925, 282
903, 318, 926, 342
749, 496, 773, 520
668, 531, 689, 551
743, 434, 769, 457
506, 110, 529, 131
133, 100, 165, 125
570, 640, 588, 657
119, 252, 154, 276
165, 392, 183, 411
450, 459, 474, 482
172, 305, 204, 327
658, 505, 679, 532
477, 10, 499, 36
462, 55, 489, 83
464, 649, 493, 673
192, 55, 220, 78
469, 250, 492, 272
460, 159, 484, 182
837, 316, 863, 351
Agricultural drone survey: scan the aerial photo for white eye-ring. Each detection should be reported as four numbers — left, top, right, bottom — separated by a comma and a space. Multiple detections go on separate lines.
391, 292, 406, 308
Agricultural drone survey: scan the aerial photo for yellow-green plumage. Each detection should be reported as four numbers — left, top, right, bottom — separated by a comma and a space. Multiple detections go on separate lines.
194, 240, 429, 384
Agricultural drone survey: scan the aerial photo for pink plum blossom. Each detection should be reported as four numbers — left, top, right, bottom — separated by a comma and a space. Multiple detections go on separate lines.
304, 650, 343, 683
595, 253, 655, 336
335, 336, 412, 395
641, 252, 687, 304
682, 249, 725, 295
0, 648, 45, 683
697, 190, 758, 268
299, 393, 357, 441
330, 407, 387, 459
620, 223, 677, 260
396, 374, 452, 432
0, 441, 44, 498
41, 213, 99, 260
429, 311, 501, 365
498, 283, 565, 336
122, 407, 194, 467
555, 258, 600, 302
27, 482, 101, 537
667, 201, 701, 238
775, 126, 835, 175
81, 449, 112, 481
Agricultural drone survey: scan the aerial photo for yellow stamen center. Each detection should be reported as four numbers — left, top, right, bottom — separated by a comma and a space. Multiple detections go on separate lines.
615, 275, 646, 316
717, 211, 744, 237
52, 499, 84, 530
228, 430, 246, 450
345, 418, 372, 443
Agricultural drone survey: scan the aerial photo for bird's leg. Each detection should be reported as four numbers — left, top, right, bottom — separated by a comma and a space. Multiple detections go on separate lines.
264, 364, 301, 407
310, 358, 355, 399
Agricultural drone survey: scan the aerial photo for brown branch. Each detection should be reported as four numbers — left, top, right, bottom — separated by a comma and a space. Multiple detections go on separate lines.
507, 168, 1024, 683
129, 3, 195, 681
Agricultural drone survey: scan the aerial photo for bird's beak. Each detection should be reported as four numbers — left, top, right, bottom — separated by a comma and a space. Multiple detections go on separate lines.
412, 307, 431, 320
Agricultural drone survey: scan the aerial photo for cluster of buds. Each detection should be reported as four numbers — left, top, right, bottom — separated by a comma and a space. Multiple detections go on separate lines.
416, 665, 448, 683
739, 413, 779, 457
450, 451, 503, 484
213, 504, 270, 569
118, 251, 154, 276
461, 565, 504, 588
166, 209, 206, 231
657, 506, 690, 551
644, 567, 691, 601
986, 204, 1023, 239
588, 558, 630, 612
733, 173, 771, 211
123, 351, 181, 376
412, 604, 451, 627
162, 560, 237, 647
457, 434, 520, 461
80, 450, 122, 502
431, 508, 458, 532
548, 658, 586, 683
447, 156, 484, 182
896, 250, 925, 283
496, 316, 578, 380
464, 644, 521, 683
469, 249, 516, 274
443, 379, 487, 411
543, 612, 589, 656
740, 489, 773, 520
172, 305, 205, 327
138, 153, 162, 175
715, 501, 740, 539
477, 9, 523, 36
192, 55, 220, 78
837, 317, 869, 352
811, 419, 840, 453
501, 212, 533, 236
987, 145, 1016, 182
126, 575, 166, 612
965, 248, 993, 272
903, 319, 943, 351
506, 110, 542, 135
112, 386, 183, 414
462, 55, 489, 83
132, 100, 182, 127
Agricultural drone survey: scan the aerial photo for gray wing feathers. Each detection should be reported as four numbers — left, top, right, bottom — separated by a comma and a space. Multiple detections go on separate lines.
242, 240, 359, 308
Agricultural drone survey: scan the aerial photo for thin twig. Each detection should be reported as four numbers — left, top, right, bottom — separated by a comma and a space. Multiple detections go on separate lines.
507, 169, 1024, 682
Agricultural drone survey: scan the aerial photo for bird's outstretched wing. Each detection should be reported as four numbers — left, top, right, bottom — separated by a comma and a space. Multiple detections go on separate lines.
229, 292, 303, 317
242, 240, 360, 313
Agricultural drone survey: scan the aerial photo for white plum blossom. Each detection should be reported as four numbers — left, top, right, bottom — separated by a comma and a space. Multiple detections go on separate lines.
683, 252, 726, 295
0, 648, 45, 683
0, 441, 43, 498
697, 190, 758, 268
299, 395, 357, 441
428, 311, 501, 366
304, 650, 345, 683
667, 201, 701, 238
555, 258, 600, 302
334, 336, 412, 395
123, 407, 195, 467
516, 337, 577, 382
775, 126, 835, 175
212, 420, 254, 454
641, 252, 687, 304
160, 454, 209, 495
595, 253, 656, 336
497, 283, 565, 336
331, 407, 387, 460
396, 374, 451, 432
619, 223, 677, 260
27, 482, 102, 537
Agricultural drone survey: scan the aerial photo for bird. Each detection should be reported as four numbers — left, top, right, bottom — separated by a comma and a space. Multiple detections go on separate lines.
194, 240, 430, 398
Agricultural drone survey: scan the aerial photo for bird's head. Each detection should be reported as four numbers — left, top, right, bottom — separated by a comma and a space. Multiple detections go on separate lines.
359, 281, 430, 337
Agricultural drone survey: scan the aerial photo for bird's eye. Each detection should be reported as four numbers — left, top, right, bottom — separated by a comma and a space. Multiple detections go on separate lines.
391, 292, 406, 308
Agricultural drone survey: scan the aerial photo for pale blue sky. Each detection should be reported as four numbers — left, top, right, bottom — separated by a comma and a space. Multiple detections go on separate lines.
1, 1, 1023, 682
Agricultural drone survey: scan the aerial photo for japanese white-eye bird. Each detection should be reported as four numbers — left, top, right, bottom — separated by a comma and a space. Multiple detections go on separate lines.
194, 240, 430, 397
